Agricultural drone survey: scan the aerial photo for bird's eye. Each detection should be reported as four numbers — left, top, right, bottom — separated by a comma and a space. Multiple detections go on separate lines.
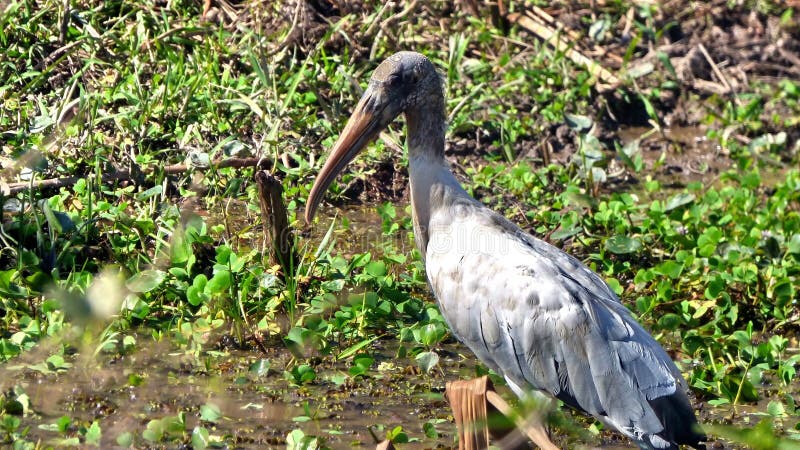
386, 74, 401, 87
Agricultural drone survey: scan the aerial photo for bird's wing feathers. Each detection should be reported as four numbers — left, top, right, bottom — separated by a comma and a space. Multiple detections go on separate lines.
426, 207, 686, 442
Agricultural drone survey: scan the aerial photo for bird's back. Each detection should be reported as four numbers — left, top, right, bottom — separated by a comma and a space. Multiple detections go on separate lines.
424, 201, 705, 449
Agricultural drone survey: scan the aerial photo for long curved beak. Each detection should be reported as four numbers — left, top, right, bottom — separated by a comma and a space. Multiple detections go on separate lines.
305, 87, 393, 223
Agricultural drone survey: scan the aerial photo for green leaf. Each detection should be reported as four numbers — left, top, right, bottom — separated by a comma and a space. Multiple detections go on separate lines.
415, 351, 440, 373
187, 284, 209, 306
654, 260, 683, 279
564, 113, 593, 132
206, 270, 232, 294
787, 234, 800, 254
364, 261, 387, 278
200, 403, 222, 423
162, 413, 185, 435
418, 323, 446, 347
170, 228, 192, 265
84, 421, 102, 446
657, 51, 677, 78
142, 419, 164, 442
337, 336, 378, 360
664, 193, 695, 211
286, 429, 319, 450
126, 270, 166, 293
605, 235, 642, 254
39, 415, 69, 433
550, 225, 581, 241
249, 359, 270, 377
116, 431, 133, 446
767, 400, 786, 418
191, 426, 210, 450
423, 421, 439, 439
697, 227, 723, 257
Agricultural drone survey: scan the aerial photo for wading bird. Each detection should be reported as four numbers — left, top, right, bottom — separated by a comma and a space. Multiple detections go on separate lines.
305, 51, 705, 450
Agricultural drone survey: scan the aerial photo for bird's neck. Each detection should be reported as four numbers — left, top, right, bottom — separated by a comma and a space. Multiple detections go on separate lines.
405, 93, 446, 161
404, 100, 472, 259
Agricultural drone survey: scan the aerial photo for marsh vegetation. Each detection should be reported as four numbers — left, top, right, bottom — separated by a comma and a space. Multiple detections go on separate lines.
1, 0, 799, 448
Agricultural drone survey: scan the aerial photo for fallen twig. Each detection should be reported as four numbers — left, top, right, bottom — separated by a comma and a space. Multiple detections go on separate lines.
508, 11, 620, 88
697, 43, 733, 94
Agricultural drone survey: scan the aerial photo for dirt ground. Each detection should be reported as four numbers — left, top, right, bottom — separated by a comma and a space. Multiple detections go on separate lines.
253, 0, 799, 205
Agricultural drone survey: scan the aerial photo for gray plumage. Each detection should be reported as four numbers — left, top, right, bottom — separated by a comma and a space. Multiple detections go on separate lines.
306, 51, 706, 449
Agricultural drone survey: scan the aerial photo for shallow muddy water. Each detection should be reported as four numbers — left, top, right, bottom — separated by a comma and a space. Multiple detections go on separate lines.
0, 331, 478, 448
0, 325, 767, 449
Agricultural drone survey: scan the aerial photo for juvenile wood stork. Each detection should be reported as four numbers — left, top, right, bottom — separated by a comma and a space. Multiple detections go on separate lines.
305, 51, 706, 449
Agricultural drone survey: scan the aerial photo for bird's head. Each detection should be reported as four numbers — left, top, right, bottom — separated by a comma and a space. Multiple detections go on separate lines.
304, 51, 440, 223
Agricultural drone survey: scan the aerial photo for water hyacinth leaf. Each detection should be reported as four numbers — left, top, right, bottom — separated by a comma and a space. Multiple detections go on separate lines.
416, 350, 440, 373
187, 275, 209, 306
418, 323, 446, 347
85, 421, 102, 446
290, 365, 316, 384
387, 425, 410, 443
787, 234, 800, 254
0, 269, 29, 299
665, 193, 695, 211
3, 415, 20, 432
564, 113, 593, 132
4, 398, 25, 415
192, 426, 210, 450
30, 113, 55, 133
222, 139, 252, 157
590, 166, 607, 183
579, 134, 603, 160
142, 419, 164, 442
605, 235, 642, 254
116, 432, 133, 447
605, 277, 623, 295
772, 280, 794, 307
550, 225, 581, 241
200, 403, 222, 423
364, 260, 387, 277
249, 359, 270, 377
286, 429, 319, 450
186, 150, 211, 169
654, 260, 684, 279
349, 355, 374, 377
697, 227, 723, 257
170, 228, 192, 265
766, 400, 787, 418
320, 279, 344, 292
206, 270, 232, 294
163, 413, 186, 435
423, 421, 439, 439
126, 270, 166, 293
